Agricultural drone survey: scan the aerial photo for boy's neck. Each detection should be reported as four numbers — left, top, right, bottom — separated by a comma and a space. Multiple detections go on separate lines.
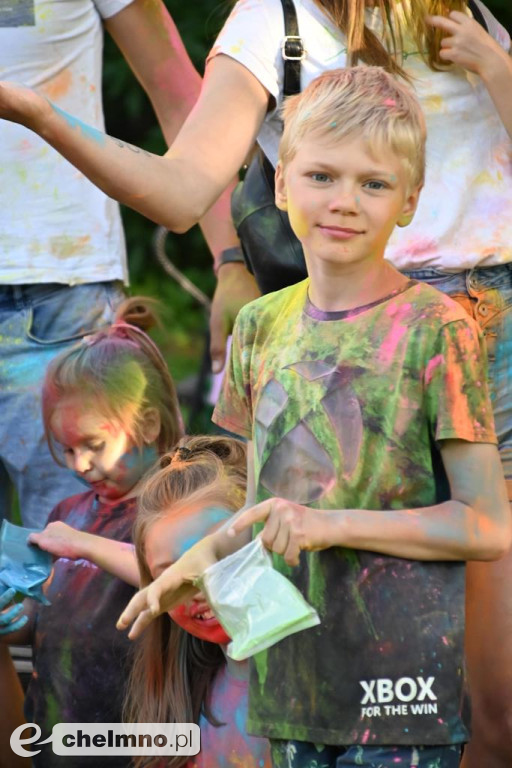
306, 258, 409, 313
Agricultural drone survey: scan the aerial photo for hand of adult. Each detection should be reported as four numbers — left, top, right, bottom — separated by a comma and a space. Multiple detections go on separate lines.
0, 82, 48, 129
210, 262, 260, 374
117, 534, 219, 639
0, 588, 28, 636
426, 11, 508, 79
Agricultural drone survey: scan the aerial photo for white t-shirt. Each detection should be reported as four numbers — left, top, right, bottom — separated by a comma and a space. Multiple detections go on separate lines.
0, 0, 131, 285
209, 0, 512, 272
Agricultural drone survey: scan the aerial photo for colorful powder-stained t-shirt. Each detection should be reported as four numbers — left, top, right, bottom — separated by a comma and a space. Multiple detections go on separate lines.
213, 279, 496, 747
24, 490, 136, 767
188, 659, 271, 768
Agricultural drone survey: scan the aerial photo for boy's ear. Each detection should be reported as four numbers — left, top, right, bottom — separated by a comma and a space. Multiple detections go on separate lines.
275, 162, 288, 211
397, 184, 422, 228
140, 407, 161, 445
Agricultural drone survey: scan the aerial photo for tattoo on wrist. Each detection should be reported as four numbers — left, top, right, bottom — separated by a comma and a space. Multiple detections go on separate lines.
110, 137, 152, 158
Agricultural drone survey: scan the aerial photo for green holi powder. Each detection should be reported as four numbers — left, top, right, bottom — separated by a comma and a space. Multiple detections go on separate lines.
60, 638, 73, 678
307, 553, 326, 613
253, 649, 268, 693
342, 549, 379, 641
46, 693, 61, 731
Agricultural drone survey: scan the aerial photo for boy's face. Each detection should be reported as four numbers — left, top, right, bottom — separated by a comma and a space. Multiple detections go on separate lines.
145, 505, 232, 645
275, 132, 420, 272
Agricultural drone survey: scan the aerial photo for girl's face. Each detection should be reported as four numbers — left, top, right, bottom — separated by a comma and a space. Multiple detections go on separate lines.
50, 395, 157, 502
145, 505, 232, 645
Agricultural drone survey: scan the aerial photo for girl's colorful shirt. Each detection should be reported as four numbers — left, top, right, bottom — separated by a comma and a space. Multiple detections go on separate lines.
188, 659, 271, 768
213, 279, 496, 747
25, 490, 136, 768
209, 0, 512, 272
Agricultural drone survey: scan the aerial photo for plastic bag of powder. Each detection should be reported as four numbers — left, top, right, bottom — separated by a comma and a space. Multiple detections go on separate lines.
197, 536, 320, 660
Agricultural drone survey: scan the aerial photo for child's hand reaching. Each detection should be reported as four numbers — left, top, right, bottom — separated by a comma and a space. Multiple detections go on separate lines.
29, 521, 87, 561
228, 498, 335, 567
426, 11, 509, 80
0, 587, 28, 635
117, 534, 219, 639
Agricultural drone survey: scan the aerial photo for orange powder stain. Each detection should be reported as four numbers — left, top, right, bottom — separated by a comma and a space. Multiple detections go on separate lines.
50, 235, 91, 259
41, 69, 73, 101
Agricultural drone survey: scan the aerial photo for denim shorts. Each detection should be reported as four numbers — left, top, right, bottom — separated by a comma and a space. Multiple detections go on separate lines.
270, 740, 461, 767
0, 281, 125, 529
403, 264, 512, 497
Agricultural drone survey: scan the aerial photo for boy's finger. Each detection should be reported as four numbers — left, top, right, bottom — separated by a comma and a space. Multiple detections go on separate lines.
0, 587, 16, 609
228, 502, 270, 536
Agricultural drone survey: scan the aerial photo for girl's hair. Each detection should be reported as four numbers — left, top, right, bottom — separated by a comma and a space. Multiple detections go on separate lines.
315, 1, 469, 77
279, 66, 426, 191
124, 435, 247, 768
42, 297, 182, 458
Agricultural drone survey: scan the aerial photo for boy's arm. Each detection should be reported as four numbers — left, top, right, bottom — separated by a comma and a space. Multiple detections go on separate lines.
0, 55, 268, 233
426, 11, 512, 139
231, 440, 511, 565
29, 523, 140, 587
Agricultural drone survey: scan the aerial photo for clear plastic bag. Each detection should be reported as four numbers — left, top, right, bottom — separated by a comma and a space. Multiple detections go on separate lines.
0, 520, 52, 604
197, 537, 320, 660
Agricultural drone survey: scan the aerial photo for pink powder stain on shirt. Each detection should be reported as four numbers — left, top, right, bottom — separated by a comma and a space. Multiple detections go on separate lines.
378, 303, 412, 365
424, 354, 445, 385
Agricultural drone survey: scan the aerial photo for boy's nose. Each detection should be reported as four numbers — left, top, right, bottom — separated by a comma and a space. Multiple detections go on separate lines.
329, 185, 359, 214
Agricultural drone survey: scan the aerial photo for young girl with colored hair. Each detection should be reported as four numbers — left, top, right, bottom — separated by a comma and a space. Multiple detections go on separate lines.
29, 435, 271, 768
0, 297, 182, 767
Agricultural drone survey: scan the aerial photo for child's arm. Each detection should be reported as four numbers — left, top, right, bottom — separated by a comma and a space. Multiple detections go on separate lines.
0, 644, 26, 768
230, 440, 511, 566
426, 11, 512, 139
29, 523, 140, 587
0, 54, 268, 233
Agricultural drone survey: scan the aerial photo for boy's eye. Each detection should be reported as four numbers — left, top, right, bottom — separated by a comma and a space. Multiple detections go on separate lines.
310, 172, 331, 183
364, 180, 388, 191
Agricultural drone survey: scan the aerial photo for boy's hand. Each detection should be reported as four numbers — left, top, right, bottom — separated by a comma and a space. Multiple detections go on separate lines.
117, 535, 218, 640
228, 498, 334, 567
29, 522, 87, 561
426, 11, 508, 80
0, 588, 28, 636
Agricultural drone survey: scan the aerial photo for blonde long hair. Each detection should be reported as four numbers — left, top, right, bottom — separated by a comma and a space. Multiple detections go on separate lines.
314, 1, 469, 76
124, 435, 247, 768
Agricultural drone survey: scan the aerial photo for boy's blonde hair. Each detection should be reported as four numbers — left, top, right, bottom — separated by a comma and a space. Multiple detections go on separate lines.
279, 66, 426, 191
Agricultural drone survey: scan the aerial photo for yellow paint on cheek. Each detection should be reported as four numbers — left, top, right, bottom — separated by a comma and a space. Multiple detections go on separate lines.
286, 195, 309, 240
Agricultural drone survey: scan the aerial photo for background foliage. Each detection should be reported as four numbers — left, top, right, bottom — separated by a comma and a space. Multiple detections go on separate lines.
102, 0, 512, 412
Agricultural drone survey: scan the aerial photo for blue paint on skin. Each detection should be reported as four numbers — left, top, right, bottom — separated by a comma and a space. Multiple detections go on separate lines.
177, 507, 233, 556
52, 104, 106, 146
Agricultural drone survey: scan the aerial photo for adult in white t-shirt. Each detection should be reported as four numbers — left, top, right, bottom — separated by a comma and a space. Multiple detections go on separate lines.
0, 0, 239, 531
0, 2, 510, 766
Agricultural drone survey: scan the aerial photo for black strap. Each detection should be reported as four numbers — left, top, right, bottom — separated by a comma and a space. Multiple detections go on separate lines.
280, 0, 303, 97
468, 0, 488, 31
